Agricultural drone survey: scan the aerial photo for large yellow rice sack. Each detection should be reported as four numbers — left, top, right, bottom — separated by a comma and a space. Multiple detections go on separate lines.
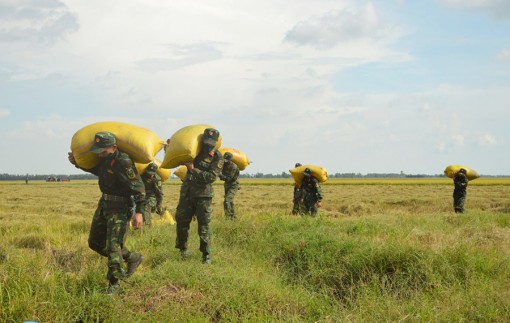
218, 147, 250, 170
173, 165, 188, 181
161, 124, 222, 169
289, 164, 328, 187
444, 165, 480, 181
135, 159, 171, 182
71, 121, 165, 169
153, 210, 176, 226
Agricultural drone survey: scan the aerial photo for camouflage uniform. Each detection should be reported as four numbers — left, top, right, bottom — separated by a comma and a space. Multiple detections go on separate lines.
292, 184, 304, 215
220, 157, 240, 219
141, 164, 163, 225
302, 174, 323, 217
453, 172, 468, 213
74, 132, 146, 290
175, 128, 224, 263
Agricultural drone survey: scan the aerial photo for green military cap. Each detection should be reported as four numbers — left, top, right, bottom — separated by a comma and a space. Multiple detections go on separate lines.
146, 162, 158, 175
303, 167, 312, 176
203, 128, 219, 146
90, 131, 116, 154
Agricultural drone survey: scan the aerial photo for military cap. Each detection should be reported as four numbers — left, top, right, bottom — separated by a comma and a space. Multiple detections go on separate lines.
295, 163, 302, 168
303, 167, 312, 176
146, 162, 158, 175
224, 152, 233, 161
90, 131, 116, 154
203, 128, 220, 146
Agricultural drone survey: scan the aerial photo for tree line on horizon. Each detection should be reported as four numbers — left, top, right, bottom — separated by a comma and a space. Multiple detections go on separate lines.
0, 172, 474, 181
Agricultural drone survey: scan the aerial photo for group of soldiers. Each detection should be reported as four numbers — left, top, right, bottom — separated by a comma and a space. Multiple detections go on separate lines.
67, 127, 467, 295
67, 128, 242, 294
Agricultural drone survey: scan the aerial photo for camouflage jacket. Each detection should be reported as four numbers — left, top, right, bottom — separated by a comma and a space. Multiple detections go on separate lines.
302, 176, 323, 202
453, 173, 468, 195
141, 173, 163, 204
81, 149, 146, 213
293, 184, 303, 202
182, 148, 224, 198
221, 160, 240, 187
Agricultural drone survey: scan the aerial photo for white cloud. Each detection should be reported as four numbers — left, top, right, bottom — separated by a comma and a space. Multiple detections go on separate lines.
0, 0, 79, 44
478, 133, 498, 146
284, 3, 397, 50
440, 0, 510, 19
0, 108, 10, 117
135, 42, 224, 72
497, 49, 510, 60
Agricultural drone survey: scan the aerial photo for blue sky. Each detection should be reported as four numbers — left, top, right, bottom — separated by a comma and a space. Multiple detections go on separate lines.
1, 0, 509, 176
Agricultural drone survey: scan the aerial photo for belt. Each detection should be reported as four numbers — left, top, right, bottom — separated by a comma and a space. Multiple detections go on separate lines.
102, 193, 129, 202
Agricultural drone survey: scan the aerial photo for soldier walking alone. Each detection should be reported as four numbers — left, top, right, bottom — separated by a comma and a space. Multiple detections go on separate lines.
453, 168, 468, 213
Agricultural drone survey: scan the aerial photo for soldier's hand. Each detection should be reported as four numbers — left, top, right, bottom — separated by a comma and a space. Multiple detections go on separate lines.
316, 201, 322, 208
68, 152, 77, 165
131, 212, 143, 229
185, 162, 194, 171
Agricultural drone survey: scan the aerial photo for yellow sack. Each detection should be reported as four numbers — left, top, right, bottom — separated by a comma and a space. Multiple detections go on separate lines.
173, 165, 188, 181
444, 165, 480, 181
218, 147, 250, 170
289, 164, 328, 187
153, 210, 176, 226
135, 159, 171, 182
71, 121, 165, 169
161, 124, 222, 169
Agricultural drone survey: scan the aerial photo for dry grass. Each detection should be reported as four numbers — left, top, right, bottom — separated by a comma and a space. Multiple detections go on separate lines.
1, 179, 509, 322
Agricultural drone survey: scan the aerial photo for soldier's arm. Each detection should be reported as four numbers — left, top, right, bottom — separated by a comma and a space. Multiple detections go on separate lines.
315, 179, 323, 201
155, 177, 163, 204
190, 151, 224, 184
461, 177, 469, 188
68, 152, 100, 176
116, 156, 146, 213
224, 163, 240, 182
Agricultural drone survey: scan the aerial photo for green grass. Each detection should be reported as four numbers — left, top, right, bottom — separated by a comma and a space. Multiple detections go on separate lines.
1, 180, 510, 321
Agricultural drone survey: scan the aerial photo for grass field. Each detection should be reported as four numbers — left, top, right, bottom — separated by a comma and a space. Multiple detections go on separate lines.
1, 178, 510, 322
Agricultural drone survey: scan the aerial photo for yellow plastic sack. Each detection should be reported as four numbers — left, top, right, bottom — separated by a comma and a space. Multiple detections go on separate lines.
161, 124, 222, 169
135, 159, 171, 182
444, 165, 480, 181
71, 121, 165, 169
173, 165, 188, 181
289, 164, 328, 187
153, 210, 176, 226
218, 147, 250, 170
131, 210, 176, 229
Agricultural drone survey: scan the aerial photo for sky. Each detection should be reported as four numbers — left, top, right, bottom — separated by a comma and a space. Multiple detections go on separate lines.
1, 0, 509, 176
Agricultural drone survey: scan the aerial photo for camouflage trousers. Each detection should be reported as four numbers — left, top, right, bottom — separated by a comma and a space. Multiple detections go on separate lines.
453, 192, 466, 213
292, 189, 304, 215
142, 196, 158, 225
175, 196, 212, 257
303, 194, 319, 217
88, 199, 141, 283
223, 184, 239, 219
292, 199, 304, 215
